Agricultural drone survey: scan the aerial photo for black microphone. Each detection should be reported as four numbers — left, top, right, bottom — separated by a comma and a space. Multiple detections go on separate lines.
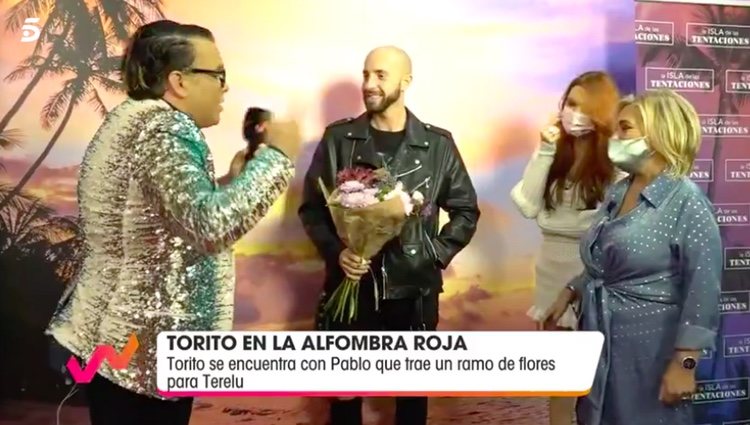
243, 107, 272, 160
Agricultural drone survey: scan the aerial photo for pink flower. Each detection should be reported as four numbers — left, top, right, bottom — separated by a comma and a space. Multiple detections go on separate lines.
362, 193, 379, 206
339, 191, 379, 208
339, 192, 365, 208
339, 180, 366, 193
336, 167, 377, 187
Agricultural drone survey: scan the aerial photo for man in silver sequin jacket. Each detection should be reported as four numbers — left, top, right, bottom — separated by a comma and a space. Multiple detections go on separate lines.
45, 20, 299, 424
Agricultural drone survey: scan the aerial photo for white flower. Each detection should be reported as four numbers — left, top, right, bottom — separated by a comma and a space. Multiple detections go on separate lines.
384, 181, 405, 200
399, 191, 414, 215
384, 182, 421, 215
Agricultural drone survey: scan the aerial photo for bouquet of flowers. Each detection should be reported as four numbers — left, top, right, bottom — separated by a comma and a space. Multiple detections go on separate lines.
318, 167, 425, 324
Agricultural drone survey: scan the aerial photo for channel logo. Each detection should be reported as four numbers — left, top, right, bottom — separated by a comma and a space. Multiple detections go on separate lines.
66, 334, 139, 383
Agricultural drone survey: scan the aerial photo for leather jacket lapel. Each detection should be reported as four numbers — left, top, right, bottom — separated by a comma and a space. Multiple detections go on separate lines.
344, 110, 430, 178
388, 110, 428, 177
343, 114, 382, 169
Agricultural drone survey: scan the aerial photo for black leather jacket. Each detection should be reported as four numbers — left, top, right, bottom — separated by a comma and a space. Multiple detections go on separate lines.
298, 109, 480, 300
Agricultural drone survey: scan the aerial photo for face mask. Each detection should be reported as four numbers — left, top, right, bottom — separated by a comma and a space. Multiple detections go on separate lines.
607, 136, 652, 174
560, 107, 594, 136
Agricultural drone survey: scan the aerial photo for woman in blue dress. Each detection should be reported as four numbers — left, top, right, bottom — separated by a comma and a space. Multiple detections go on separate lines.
543, 89, 722, 425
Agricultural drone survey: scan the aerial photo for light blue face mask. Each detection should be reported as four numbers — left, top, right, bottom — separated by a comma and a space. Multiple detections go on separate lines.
607, 136, 653, 174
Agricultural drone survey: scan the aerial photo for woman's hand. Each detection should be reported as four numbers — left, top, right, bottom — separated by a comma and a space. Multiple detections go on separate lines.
539, 115, 561, 156
659, 360, 696, 405
216, 148, 250, 186
229, 148, 250, 178
539, 287, 575, 329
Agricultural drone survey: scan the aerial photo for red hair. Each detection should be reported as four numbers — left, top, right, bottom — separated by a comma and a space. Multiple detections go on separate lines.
543, 71, 620, 210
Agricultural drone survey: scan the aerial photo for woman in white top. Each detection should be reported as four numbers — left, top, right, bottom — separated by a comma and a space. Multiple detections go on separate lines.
510, 71, 623, 425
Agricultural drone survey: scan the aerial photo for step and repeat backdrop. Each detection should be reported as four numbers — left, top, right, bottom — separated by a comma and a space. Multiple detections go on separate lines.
636, 1, 750, 424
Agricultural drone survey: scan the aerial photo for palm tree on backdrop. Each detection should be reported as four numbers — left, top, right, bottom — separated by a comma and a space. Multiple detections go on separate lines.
0, 76, 85, 404
0, 128, 22, 151
0, 125, 80, 275
0, 128, 22, 175
0, 206, 83, 286
0, 0, 164, 210
641, 5, 750, 199
0, 0, 76, 134
0, 114, 84, 402
0, 131, 19, 218
0, 0, 165, 211
0, 181, 83, 401
0, 129, 27, 218
0, 0, 164, 133
0, 9, 117, 212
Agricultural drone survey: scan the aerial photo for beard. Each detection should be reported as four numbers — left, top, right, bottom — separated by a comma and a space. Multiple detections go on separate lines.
363, 84, 401, 113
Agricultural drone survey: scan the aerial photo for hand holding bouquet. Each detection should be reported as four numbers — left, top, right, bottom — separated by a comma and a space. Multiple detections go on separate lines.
318, 167, 425, 324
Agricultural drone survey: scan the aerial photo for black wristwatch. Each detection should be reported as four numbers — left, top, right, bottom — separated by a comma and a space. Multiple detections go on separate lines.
680, 356, 697, 370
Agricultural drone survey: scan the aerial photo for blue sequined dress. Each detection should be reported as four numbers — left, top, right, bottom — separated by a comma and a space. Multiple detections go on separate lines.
571, 173, 722, 425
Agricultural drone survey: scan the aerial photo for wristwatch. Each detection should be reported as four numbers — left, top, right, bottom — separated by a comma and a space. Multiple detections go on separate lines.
679, 355, 697, 370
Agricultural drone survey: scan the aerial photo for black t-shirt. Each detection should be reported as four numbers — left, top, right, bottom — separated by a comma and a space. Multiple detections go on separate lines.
370, 126, 405, 167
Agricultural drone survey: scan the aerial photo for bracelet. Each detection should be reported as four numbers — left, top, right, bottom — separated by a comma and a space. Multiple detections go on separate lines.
565, 284, 577, 300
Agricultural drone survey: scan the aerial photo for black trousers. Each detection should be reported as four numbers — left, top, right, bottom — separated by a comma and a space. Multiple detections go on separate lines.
319, 279, 439, 425
85, 373, 193, 425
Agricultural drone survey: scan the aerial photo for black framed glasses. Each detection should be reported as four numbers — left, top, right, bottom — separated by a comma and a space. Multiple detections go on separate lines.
186, 68, 226, 87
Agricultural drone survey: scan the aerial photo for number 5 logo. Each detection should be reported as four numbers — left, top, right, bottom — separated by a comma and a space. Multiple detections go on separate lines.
21, 17, 41, 42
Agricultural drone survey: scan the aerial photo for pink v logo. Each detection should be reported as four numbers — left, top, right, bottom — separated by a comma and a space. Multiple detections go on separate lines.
66, 334, 139, 383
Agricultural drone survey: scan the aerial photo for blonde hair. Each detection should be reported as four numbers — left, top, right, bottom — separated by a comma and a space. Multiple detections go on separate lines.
616, 89, 701, 177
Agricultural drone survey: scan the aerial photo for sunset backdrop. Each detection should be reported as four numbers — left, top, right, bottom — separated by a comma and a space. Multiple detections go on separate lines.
0, 0, 635, 423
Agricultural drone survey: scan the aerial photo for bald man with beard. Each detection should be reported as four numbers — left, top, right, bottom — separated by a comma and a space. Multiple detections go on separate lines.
299, 46, 480, 425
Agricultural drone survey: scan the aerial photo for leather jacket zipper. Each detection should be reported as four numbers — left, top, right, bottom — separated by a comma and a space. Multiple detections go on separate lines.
416, 175, 436, 261
394, 164, 422, 178
380, 256, 389, 301
424, 231, 438, 261
411, 176, 430, 193
371, 267, 380, 311
348, 140, 358, 167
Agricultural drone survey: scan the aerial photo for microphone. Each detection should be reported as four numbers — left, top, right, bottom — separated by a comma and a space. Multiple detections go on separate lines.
243, 107, 272, 160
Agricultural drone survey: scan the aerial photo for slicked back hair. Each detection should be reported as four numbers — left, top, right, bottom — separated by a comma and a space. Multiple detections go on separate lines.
121, 20, 214, 100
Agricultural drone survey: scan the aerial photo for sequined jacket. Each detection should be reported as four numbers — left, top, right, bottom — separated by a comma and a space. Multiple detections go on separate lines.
46, 98, 294, 398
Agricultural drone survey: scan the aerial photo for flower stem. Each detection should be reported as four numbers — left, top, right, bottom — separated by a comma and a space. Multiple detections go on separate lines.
338, 280, 352, 321
324, 277, 361, 324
